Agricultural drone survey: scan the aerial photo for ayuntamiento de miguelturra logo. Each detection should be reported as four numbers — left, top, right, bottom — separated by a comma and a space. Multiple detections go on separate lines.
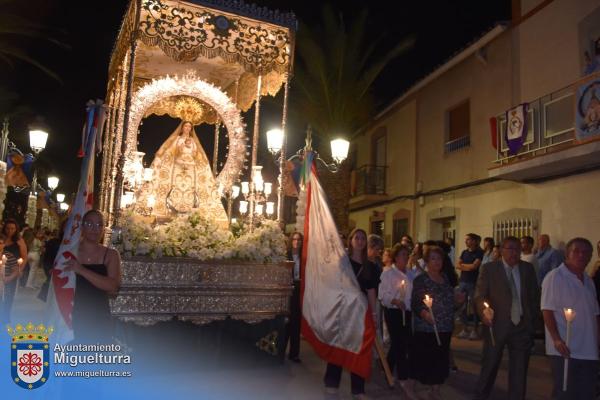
8, 322, 53, 390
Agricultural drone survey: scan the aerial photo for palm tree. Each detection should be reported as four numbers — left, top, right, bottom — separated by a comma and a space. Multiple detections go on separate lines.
291, 6, 414, 232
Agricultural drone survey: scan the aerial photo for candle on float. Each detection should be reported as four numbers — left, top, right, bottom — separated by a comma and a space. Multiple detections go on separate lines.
483, 301, 496, 346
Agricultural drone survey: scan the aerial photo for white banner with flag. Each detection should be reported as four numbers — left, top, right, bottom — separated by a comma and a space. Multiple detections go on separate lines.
299, 163, 375, 378
46, 100, 107, 344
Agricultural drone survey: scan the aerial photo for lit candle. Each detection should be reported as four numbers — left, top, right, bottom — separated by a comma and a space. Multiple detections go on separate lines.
17, 258, 23, 267
399, 280, 407, 326
563, 308, 576, 392
264, 182, 272, 196
255, 180, 264, 193
265, 201, 274, 216
241, 182, 249, 195
423, 294, 441, 346
231, 185, 240, 199
483, 301, 496, 347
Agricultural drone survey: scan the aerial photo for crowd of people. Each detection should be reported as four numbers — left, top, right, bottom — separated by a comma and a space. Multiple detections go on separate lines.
0, 219, 63, 324
0, 211, 121, 344
285, 230, 600, 400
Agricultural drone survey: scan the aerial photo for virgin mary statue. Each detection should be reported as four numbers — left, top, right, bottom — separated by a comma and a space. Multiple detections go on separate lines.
135, 120, 227, 224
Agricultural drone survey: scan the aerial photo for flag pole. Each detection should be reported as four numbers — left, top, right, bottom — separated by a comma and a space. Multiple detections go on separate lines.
374, 335, 395, 388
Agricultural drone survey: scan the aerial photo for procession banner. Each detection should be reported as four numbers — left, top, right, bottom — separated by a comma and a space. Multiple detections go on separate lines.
575, 74, 600, 141
299, 157, 375, 379
46, 100, 107, 344
505, 103, 528, 155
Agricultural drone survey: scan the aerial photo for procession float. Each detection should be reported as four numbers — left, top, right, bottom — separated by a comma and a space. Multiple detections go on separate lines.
97, 0, 297, 359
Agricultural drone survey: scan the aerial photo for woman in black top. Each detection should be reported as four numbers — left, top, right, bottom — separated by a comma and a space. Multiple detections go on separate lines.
1, 219, 28, 324
64, 210, 121, 342
324, 228, 378, 398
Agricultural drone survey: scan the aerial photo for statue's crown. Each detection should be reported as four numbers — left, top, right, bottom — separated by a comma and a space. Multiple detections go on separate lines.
7, 323, 53, 343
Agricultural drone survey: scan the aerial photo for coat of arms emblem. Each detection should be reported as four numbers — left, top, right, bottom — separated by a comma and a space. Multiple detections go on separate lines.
8, 323, 53, 390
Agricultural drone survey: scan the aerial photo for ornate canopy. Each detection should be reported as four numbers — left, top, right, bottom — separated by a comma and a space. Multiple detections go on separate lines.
107, 0, 297, 117
100, 0, 296, 226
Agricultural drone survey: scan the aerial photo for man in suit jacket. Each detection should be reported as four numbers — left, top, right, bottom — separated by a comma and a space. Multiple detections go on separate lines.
473, 236, 540, 400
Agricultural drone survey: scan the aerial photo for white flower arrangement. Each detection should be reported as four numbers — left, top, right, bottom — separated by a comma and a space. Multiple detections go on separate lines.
114, 212, 287, 264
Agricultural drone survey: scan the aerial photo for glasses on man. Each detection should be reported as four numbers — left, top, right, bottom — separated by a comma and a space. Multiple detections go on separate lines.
82, 221, 103, 230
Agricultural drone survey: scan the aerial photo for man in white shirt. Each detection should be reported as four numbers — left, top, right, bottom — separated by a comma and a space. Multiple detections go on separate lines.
520, 236, 540, 283
541, 237, 600, 400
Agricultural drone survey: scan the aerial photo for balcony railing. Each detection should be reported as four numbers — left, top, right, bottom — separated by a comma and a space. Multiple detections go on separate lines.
494, 83, 575, 164
445, 135, 470, 153
352, 165, 387, 197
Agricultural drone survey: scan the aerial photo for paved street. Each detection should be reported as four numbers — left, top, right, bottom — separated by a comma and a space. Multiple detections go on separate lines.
10, 286, 554, 399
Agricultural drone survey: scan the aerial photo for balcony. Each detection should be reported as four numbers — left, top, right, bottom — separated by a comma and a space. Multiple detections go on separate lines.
445, 135, 470, 153
489, 80, 600, 182
349, 165, 388, 210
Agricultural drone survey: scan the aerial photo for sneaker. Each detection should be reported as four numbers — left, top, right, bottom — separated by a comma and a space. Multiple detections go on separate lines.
456, 329, 469, 339
398, 381, 419, 400
324, 387, 339, 395
468, 330, 479, 340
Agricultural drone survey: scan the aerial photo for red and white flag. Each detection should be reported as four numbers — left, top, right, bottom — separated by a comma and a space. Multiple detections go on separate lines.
46, 100, 107, 343
299, 163, 375, 378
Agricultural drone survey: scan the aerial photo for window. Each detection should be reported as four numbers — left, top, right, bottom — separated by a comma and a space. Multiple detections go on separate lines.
492, 209, 540, 243
392, 218, 408, 245
370, 210, 385, 236
447, 100, 470, 141
371, 126, 387, 166
392, 209, 411, 245
371, 220, 384, 236
543, 93, 574, 138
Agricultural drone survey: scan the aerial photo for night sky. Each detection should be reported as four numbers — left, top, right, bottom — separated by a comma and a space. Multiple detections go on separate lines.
2, 0, 511, 197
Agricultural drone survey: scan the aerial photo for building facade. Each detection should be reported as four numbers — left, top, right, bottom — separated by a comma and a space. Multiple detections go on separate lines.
349, 0, 600, 255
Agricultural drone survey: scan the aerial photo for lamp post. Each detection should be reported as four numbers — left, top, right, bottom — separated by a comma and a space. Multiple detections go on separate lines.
27, 129, 49, 229
235, 165, 274, 230
0, 118, 9, 162
266, 125, 350, 225
28, 129, 49, 195
47, 176, 59, 191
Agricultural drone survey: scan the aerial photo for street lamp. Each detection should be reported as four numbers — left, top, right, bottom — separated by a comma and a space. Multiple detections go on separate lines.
266, 129, 284, 154
56, 193, 65, 203
59, 202, 69, 211
266, 125, 350, 222
29, 130, 48, 155
330, 138, 351, 165
47, 176, 59, 191
28, 129, 49, 196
